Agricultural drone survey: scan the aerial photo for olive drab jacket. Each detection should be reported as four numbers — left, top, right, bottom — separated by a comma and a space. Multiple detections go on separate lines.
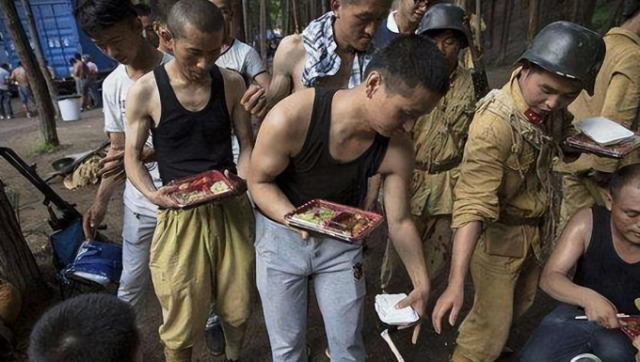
410, 65, 476, 217
558, 27, 640, 174
452, 68, 573, 259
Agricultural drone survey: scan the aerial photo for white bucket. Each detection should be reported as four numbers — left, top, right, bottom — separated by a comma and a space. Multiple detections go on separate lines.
58, 97, 81, 121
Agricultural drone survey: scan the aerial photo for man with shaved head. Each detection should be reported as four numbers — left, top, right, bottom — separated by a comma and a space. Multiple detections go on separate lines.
241, 0, 393, 118
124, 1, 255, 361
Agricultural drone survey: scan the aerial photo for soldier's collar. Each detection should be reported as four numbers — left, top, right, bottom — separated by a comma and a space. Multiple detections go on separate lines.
509, 67, 548, 125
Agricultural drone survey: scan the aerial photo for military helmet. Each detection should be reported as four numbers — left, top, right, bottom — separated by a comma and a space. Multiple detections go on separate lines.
416, 4, 470, 48
517, 21, 605, 95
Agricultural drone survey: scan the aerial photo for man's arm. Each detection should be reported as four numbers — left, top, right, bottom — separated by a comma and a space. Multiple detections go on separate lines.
248, 90, 311, 223
265, 35, 302, 109
432, 113, 511, 333
540, 208, 621, 329
223, 69, 253, 178
124, 76, 178, 208
379, 134, 430, 344
83, 132, 126, 239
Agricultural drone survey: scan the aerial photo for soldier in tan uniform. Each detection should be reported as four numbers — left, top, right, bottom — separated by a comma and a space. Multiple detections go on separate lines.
556, 0, 640, 233
431, 22, 605, 362
379, 4, 475, 293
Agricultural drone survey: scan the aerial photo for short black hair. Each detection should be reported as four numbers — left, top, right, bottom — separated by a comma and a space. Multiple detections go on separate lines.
610, 164, 640, 201
74, 0, 138, 38
167, 0, 224, 39
366, 34, 449, 97
134, 3, 151, 17
149, 0, 179, 26
28, 294, 139, 362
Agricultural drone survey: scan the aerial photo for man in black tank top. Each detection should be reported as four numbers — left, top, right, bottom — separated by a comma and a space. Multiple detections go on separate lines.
520, 164, 640, 362
123, 1, 255, 362
248, 35, 449, 362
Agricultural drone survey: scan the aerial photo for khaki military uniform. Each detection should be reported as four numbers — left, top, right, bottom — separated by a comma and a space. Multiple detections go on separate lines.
380, 65, 475, 291
451, 69, 572, 362
556, 27, 640, 232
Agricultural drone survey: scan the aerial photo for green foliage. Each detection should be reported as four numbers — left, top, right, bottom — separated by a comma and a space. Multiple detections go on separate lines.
31, 142, 59, 156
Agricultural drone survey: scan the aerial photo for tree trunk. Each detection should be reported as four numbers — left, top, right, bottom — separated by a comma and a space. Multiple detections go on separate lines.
259, 0, 267, 65
527, 0, 540, 43
231, 0, 246, 42
0, 178, 43, 295
20, 0, 61, 119
291, 0, 300, 33
0, 0, 59, 146
242, 0, 250, 44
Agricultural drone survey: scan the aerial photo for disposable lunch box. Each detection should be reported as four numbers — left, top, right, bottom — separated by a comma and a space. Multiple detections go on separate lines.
168, 170, 245, 208
284, 199, 383, 244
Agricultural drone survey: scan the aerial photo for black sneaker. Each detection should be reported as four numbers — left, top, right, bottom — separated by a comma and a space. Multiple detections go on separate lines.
205, 314, 225, 356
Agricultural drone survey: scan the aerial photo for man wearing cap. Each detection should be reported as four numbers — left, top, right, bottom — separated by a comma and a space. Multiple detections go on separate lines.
431, 22, 605, 362
555, 0, 640, 235
379, 4, 475, 293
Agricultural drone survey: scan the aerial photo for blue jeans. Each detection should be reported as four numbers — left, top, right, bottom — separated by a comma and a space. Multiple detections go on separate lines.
0, 89, 12, 117
519, 303, 637, 362
255, 211, 366, 362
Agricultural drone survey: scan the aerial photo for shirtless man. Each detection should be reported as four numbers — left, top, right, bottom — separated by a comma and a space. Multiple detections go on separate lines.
242, 0, 392, 118
124, 1, 254, 361
249, 34, 449, 362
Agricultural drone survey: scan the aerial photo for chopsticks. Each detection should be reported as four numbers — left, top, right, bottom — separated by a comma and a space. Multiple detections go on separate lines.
575, 313, 629, 320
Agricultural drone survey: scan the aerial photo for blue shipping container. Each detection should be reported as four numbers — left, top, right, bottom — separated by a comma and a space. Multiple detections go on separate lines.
0, 0, 116, 78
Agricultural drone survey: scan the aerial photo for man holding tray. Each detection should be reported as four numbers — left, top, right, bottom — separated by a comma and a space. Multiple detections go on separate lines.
124, 1, 255, 361
520, 164, 640, 362
248, 35, 449, 362
555, 1, 640, 234
431, 22, 605, 362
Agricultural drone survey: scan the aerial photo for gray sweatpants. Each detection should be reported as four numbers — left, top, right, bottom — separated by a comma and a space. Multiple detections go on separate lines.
255, 212, 366, 362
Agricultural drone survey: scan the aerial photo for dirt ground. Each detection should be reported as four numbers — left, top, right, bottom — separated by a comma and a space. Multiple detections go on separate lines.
0, 66, 556, 362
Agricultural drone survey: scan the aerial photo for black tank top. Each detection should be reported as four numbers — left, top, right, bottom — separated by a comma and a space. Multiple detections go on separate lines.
151, 65, 234, 184
573, 206, 640, 314
275, 88, 390, 208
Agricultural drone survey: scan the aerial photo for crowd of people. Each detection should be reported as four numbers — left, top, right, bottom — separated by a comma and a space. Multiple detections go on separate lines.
5, 0, 640, 361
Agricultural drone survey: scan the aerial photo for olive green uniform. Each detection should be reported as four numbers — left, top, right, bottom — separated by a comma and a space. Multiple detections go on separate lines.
555, 27, 640, 232
380, 65, 475, 291
451, 69, 571, 362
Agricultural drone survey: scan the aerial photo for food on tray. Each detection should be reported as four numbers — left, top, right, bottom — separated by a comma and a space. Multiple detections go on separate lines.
210, 180, 231, 194
296, 206, 336, 224
286, 200, 383, 242
620, 315, 640, 340
328, 212, 370, 237
169, 170, 238, 207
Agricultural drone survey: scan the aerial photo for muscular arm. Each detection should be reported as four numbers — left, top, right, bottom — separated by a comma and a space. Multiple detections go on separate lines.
379, 134, 430, 344
248, 90, 311, 223
124, 76, 177, 208
265, 35, 303, 109
541, 208, 620, 328
223, 69, 253, 178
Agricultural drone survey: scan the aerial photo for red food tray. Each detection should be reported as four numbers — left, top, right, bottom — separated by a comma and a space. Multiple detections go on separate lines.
284, 199, 383, 244
620, 315, 640, 340
167, 170, 246, 208
565, 133, 640, 159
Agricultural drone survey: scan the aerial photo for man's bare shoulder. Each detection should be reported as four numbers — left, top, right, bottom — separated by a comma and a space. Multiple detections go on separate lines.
378, 133, 413, 175
220, 66, 245, 93
275, 34, 306, 66
264, 88, 315, 130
